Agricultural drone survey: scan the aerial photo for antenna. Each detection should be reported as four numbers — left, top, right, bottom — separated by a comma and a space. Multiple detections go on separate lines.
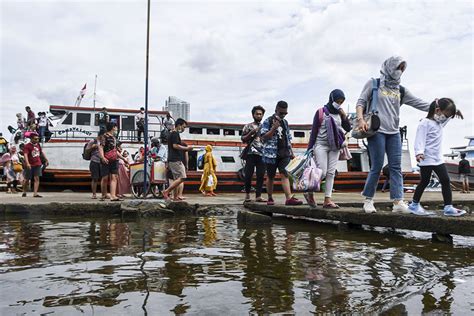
93, 74, 97, 110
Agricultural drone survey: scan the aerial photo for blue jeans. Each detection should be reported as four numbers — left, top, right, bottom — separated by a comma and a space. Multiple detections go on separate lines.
39, 126, 46, 141
362, 132, 403, 200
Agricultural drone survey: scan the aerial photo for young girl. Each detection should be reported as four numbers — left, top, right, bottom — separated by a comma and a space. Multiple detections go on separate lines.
409, 98, 466, 216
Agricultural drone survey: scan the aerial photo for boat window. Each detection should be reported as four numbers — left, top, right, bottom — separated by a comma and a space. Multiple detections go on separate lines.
469, 139, 474, 147
221, 156, 235, 163
347, 153, 361, 171
223, 129, 235, 136
238, 130, 243, 136
207, 128, 220, 135
467, 152, 474, 159
294, 131, 305, 138
189, 127, 203, 134
63, 113, 73, 125
122, 115, 135, 131
76, 113, 91, 126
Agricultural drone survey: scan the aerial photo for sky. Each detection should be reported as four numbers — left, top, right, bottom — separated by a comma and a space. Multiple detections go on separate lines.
1, 0, 473, 157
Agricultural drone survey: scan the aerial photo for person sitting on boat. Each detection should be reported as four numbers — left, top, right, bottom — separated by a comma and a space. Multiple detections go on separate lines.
459, 153, 471, 194
122, 150, 134, 165
261, 100, 303, 206
199, 145, 218, 197
16, 113, 26, 132
409, 98, 466, 217
22, 132, 48, 198
136, 107, 145, 142
355, 56, 463, 214
304, 89, 351, 209
25, 106, 36, 128
242, 105, 266, 203
97, 107, 109, 135
162, 118, 193, 201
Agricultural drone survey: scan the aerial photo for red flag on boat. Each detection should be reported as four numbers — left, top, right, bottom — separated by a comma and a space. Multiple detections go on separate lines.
75, 83, 87, 107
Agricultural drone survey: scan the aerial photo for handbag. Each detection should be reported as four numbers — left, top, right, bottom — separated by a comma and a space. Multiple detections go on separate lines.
207, 175, 214, 187
104, 148, 118, 162
351, 78, 381, 139
292, 152, 322, 192
240, 131, 258, 160
339, 144, 352, 161
13, 162, 23, 173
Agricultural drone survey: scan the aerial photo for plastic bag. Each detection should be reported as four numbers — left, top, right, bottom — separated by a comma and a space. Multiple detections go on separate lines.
293, 155, 322, 192
207, 175, 214, 187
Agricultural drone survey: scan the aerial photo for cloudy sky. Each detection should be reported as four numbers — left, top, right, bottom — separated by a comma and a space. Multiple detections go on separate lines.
1, 0, 473, 156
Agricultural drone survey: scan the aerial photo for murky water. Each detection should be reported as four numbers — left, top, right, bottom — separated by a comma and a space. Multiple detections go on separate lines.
1, 213, 473, 315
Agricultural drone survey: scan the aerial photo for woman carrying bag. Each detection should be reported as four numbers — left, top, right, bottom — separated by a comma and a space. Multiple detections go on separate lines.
199, 145, 218, 196
304, 89, 351, 208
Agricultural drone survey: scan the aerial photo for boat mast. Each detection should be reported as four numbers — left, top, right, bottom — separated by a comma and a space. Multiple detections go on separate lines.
93, 74, 97, 110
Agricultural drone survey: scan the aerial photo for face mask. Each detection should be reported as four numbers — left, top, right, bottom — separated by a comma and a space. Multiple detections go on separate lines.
391, 70, 403, 80
332, 102, 340, 110
434, 113, 448, 124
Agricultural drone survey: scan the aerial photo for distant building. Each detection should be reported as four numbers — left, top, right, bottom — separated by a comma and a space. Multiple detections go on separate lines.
165, 96, 190, 121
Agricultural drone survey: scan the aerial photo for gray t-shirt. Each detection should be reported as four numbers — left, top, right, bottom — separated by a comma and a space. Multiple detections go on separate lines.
356, 79, 431, 134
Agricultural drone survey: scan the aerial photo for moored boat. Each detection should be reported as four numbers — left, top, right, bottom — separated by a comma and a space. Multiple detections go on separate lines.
6, 104, 419, 192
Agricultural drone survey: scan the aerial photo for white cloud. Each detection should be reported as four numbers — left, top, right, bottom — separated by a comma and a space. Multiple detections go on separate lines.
1, 0, 473, 157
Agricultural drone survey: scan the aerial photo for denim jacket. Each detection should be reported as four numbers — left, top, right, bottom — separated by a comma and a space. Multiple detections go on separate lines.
260, 115, 292, 164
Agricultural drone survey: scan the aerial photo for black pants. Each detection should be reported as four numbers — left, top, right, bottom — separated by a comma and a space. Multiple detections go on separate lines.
137, 128, 144, 142
244, 154, 265, 197
413, 164, 452, 205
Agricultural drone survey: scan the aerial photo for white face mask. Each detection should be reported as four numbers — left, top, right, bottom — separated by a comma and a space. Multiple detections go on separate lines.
391, 69, 403, 80
332, 102, 341, 110
434, 113, 448, 124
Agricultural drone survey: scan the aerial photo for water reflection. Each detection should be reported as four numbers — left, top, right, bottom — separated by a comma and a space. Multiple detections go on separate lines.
0, 215, 472, 315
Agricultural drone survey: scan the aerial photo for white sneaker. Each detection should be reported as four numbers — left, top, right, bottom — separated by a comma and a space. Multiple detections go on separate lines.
392, 201, 410, 213
363, 199, 377, 213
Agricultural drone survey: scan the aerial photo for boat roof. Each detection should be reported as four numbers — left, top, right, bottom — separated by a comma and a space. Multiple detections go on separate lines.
188, 121, 312, 129
49, 105, 169, 115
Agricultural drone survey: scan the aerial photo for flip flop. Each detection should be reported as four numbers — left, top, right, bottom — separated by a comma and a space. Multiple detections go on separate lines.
110, 198, 124, 202
33, 195, 43, 198
255, 198, 267, 203
323, 203, 340, 209
91, 196, 98, 200
244, 198, 252, 203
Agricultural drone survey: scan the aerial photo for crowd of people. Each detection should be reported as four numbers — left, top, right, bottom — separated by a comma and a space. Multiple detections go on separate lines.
1, 56, 470, 216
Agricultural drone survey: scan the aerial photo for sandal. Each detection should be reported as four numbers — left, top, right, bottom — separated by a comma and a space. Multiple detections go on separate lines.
255, 197, 267, 203
33, 195, 43, 198
323, 202, 340, 209
110, 198, 124, 202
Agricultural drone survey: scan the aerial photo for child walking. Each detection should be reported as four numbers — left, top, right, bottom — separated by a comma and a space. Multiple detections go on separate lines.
409, 98, 466, 216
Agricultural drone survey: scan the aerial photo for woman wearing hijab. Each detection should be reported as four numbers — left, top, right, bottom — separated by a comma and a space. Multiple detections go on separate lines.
356, 56, 463, 213
305, 89, 351, 208
199, 145, 218, 196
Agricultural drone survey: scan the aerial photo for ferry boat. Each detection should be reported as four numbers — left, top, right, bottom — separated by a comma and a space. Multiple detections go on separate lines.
6, 104, 419, 192
444, 136, 474, 190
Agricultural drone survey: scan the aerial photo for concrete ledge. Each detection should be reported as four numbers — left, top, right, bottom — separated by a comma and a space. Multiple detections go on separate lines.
244, 203, 474, 236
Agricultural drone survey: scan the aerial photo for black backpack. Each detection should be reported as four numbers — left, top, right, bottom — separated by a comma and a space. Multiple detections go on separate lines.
82, 142, 92, 160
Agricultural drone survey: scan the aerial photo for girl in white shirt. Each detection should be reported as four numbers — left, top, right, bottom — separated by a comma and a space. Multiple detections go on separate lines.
409, 98, 466, 216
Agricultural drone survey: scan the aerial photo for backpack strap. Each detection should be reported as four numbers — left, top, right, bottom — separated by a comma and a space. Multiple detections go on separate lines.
400, 85, 405, 103
369, 78, 379, 114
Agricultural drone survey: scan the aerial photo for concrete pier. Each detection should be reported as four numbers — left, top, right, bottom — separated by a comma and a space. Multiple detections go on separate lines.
1, 191, 473, 238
